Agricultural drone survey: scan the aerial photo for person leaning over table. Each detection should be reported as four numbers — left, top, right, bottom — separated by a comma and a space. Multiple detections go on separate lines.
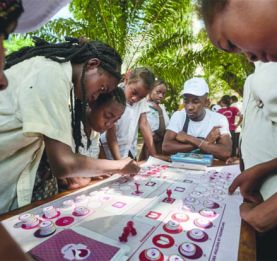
162, 77, 232, 160
0, 37, 139, 215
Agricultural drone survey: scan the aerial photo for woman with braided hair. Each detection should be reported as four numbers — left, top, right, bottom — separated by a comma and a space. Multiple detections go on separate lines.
32, 87, 128, 198
0, 37, 139, 214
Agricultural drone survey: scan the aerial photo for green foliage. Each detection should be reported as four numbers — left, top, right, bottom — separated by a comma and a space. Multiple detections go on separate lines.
5, 0, 254, 113
4, 35, 34, 55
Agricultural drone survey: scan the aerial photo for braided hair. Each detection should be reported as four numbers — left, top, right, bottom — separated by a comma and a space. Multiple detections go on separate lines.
5, 37, 122, 153
81, 87, 126, 153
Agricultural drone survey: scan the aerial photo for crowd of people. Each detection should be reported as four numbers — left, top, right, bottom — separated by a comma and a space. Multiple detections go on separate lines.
0, 0, 277, 259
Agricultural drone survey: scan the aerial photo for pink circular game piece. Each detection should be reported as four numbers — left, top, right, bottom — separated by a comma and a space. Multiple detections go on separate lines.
55, 216, 74, 227
212, 188, 224, 195
171, 212, 189, 223
194, 217, 213, 229
187, 229, 208, 242
20, 213, 40, 229
168, 255, 185, 261
184, 196, 196, 203
61, 200, 75, 210
139, 247, 164, 261
74, 195, 88, 205
34, 220, 56, 238
42, 206, 60, 219
181, 204, 195, 212
190, 191, 202, 197
178, 242, 203, 259
163, 220, 183, 234
72, 206, 90, 216
203, 200, 220, 209
199, 209, 216, 218
152, 234, 174, 249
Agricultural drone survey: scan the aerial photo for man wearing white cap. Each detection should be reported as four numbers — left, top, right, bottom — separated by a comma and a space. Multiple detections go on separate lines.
163, 77, 232, 160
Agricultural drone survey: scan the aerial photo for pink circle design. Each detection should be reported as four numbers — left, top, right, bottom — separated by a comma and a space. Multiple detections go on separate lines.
187, 229, 208, 242
152, 234, 175, 249
194, 218, 213, 229
178, 242, 203, 259
171, 213, 189, 223
21, 219, 41, 230
139, 248, 164, 261
163, 224, 183, 234
55, 216, 74, 227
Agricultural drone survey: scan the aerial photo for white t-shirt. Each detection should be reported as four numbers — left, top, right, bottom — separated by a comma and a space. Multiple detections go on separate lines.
76, 124, 100, 159
101, 98, 149, 159
146, 102, 169, 133
0, 56, 73, 214
167, 109, 230, 138
240, 62, 277, 200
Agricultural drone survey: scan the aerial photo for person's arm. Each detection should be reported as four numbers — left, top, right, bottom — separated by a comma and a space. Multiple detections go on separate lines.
44, 136, 139, 179
229, 158, 277, 202
240, 193, 277, 232
139, 113, 156, 156
235, 110, 243, 129
189, 134, 232, 160
106, 125, 122, 160
162, 130, 197, 154
0, 224, 31, 260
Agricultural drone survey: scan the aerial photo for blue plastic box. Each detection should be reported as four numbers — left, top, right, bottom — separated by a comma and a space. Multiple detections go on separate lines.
170, 152, 214, 166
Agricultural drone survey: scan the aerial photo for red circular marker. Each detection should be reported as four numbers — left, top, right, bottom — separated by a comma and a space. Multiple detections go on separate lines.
152, 234, 174, 248
139, 248, 164, 261
21, 220, 41, 230
163, 224, 183, 234
171, 213, 189, 223
194, 218, 213, 229
55, 216, 74, 227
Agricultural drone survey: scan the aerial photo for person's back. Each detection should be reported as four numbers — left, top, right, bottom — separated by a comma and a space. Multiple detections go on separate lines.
218, 106, 240, 131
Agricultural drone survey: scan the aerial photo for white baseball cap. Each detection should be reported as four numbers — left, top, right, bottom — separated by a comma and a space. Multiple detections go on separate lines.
181, 77, 209, 96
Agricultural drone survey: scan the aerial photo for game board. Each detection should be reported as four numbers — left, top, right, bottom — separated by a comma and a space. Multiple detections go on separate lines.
2, 157, 242, 261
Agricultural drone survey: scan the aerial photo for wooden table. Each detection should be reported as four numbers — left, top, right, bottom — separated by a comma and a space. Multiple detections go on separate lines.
0, 163, 256, 261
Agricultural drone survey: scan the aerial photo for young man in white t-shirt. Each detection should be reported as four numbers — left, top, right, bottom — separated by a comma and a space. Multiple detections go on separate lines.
163, 77, 232, 160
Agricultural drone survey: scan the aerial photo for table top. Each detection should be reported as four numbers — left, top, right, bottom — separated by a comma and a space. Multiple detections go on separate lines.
0, 161, 256, 261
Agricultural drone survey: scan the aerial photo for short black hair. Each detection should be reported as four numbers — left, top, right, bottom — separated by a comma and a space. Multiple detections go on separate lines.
230, 95, 238, 102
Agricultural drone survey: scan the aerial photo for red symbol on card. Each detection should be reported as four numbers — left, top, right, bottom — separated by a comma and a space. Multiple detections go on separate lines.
146, 211, 161, 220
61, 243, 91, 260
55, 216, 74, 227
152, 234, 174, 248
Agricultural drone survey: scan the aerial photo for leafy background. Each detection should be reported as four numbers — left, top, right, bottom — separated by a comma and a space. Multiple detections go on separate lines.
5, 0, 254, 114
